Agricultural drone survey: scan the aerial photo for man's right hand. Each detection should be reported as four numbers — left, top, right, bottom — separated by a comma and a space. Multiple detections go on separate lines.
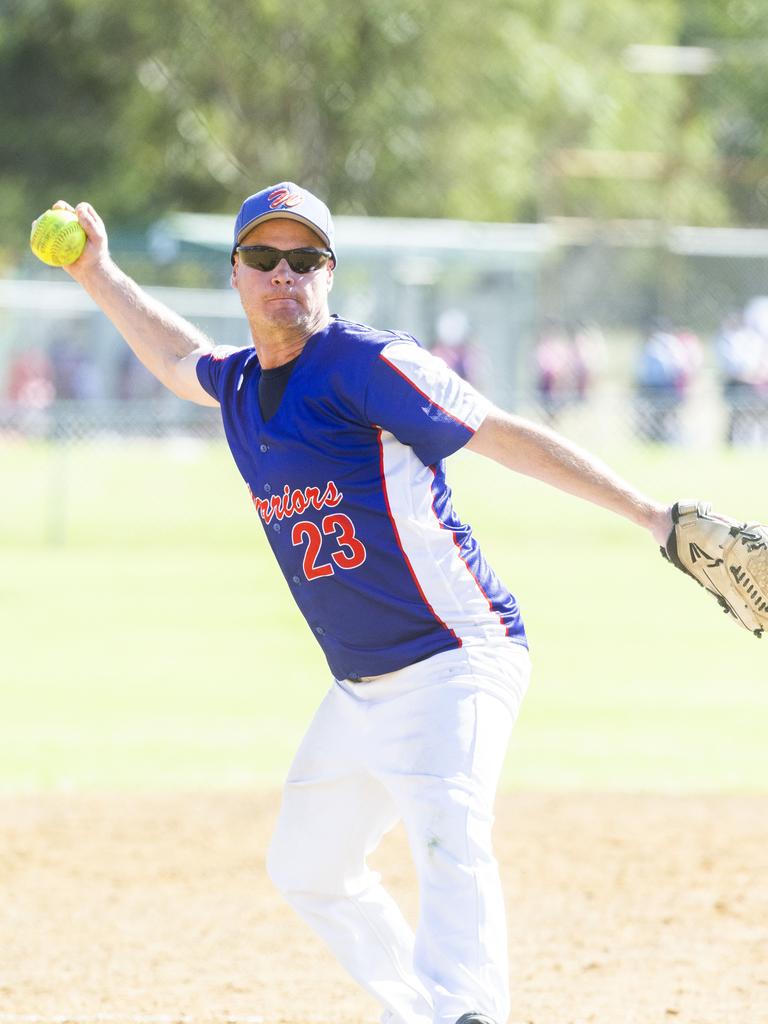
48, 200, 220, 408
51, 200, 109, 279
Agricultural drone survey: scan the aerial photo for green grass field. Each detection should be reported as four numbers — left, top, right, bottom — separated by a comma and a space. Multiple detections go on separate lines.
2, 436, 767, 792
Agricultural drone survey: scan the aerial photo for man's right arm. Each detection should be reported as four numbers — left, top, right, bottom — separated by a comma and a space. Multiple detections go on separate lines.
56, 200, 223, 408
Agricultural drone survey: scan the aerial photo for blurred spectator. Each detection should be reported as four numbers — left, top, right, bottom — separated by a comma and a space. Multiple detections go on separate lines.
634, 324, 701, 443
533, 318, 600, 424
430, 309, 487, 390
49, 333, 103, 400
675, 327, 704, 382
570, 320, 604, 403
115, 347, 166, 400
744, 296, 768, 338
534, 319, 571, 424
715, 312, 768, 446
7, 347, 55, 408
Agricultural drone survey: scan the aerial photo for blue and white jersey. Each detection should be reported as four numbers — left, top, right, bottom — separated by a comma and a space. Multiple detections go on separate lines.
197, 317, 526, 680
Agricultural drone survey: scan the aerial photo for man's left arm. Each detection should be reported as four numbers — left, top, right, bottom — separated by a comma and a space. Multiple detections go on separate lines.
466, 406, 672, 546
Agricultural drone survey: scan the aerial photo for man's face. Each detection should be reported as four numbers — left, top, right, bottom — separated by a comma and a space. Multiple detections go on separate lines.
231, 218, 334, 338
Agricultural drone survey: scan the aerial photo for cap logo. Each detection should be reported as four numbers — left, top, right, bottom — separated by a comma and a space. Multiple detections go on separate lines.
268, 187, 304, 210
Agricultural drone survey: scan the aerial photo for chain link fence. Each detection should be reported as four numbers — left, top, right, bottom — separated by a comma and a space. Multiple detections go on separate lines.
0, 398, 222, 442
3, 218, 768, 455
2, 376, 765, 454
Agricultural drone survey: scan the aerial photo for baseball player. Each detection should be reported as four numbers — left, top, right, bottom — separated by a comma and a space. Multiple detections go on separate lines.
54, 184, 675, 1024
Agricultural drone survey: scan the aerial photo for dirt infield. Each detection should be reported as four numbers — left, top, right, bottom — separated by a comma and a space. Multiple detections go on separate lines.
1, 791, 766, 1024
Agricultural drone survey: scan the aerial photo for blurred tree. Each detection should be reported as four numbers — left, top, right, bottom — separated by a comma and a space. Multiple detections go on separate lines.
678, 0, 768, 225
1, 0, 766, 273
0, 1, 206, 231
138, 0, 691, 222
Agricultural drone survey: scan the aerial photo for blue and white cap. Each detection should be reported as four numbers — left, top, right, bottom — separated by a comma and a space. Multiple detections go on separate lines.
231, 182, 336, 264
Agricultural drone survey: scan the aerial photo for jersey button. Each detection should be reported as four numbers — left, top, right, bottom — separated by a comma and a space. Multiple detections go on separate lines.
272, 523, 281, 533
291, 575, 301, 585
259, 443, 269, 453
315, 626, 325, 636
348, 673, 361, 682
264, 483, 272, 493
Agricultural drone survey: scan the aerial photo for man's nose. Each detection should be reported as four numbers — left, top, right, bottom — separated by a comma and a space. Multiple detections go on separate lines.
271, 258, 295, 283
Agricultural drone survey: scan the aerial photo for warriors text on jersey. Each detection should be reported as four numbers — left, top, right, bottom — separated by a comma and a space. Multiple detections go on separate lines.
196, 317, 527, 680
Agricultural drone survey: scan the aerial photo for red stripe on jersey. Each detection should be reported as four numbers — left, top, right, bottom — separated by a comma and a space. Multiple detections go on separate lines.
428, 466, 512, 637
377, 430, 462, 646
378, 353, 477, 432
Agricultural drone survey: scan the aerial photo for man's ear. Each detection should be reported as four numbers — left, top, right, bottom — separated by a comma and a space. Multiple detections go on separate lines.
230, 259, 238, 289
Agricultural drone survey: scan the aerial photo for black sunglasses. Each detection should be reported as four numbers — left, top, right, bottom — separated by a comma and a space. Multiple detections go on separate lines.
235, 245, 333, 273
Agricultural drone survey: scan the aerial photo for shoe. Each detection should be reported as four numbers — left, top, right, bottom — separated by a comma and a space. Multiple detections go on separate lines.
455, 1015, 497, 1024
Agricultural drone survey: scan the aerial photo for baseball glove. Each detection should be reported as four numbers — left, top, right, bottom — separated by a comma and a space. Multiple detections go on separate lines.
661, 500, 768, 637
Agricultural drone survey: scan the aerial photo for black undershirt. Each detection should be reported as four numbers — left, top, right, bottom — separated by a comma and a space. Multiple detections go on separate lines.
258, 355, 300, 421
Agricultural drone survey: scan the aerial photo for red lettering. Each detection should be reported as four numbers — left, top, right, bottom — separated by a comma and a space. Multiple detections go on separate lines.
323, 513, 367, 570
321, 481, 343, 508
249, 480, 345, 525
306, 486, 322, 510
292, 521, 334, 580
292, 514, 368, 581
253, 497, 271, 522
292, 491, 308, 515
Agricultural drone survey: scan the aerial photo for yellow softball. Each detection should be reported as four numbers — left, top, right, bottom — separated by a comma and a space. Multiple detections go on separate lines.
30, 208, 87, 267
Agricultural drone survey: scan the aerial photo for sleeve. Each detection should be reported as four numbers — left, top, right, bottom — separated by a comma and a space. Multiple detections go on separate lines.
364, 335, 491, 466
195, 345, 246, 402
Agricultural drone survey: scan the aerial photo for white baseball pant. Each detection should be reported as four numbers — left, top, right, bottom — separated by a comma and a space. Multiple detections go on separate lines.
266, 639, 531, 1024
